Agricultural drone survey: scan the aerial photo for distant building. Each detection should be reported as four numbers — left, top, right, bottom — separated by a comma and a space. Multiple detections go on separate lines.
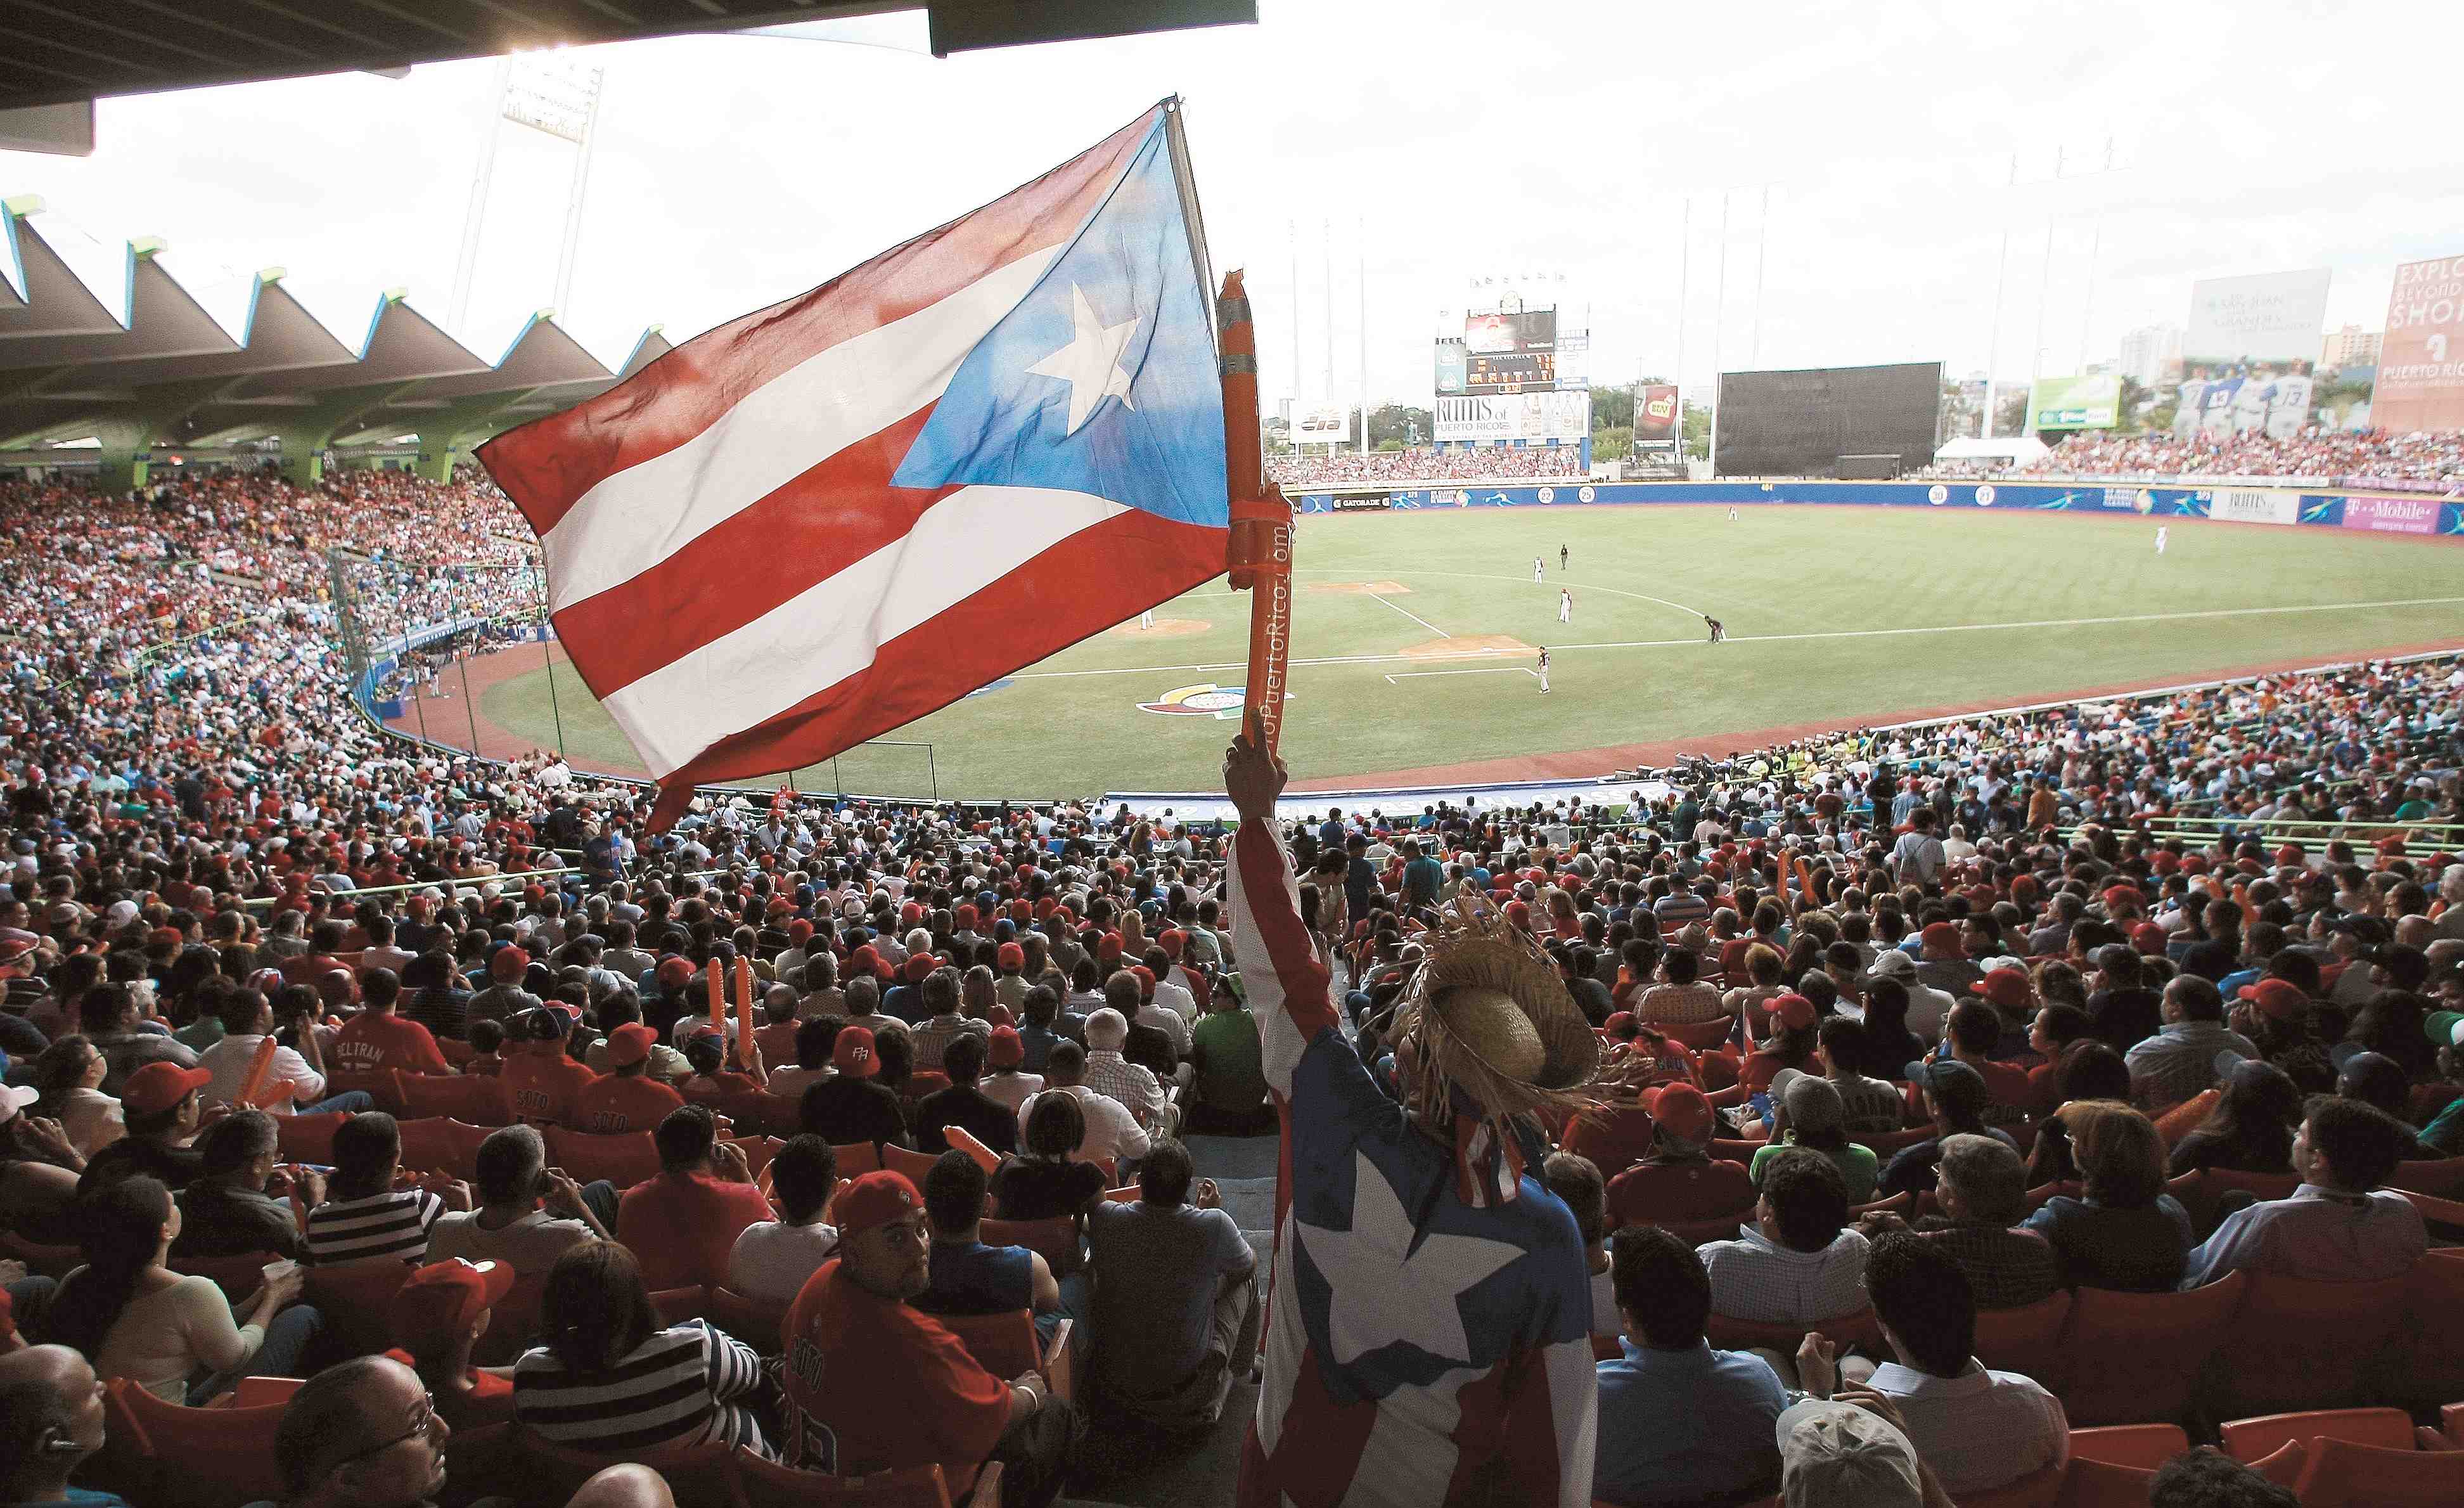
2320, 324, 2382, 370
2117, 323, 2182, 387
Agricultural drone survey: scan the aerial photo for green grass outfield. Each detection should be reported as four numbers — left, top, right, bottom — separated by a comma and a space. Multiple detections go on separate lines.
478, 505, 2464, 799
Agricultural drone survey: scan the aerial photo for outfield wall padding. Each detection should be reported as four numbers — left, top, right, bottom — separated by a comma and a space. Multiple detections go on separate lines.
1288, 479, 2464, 536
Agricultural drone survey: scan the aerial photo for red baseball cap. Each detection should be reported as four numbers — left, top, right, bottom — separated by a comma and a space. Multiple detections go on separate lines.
489, 946, 530, 983
605, 1022, 658, 1068
120, 1062, 212, 1116
835, 1170, 923, 1241
1920, 921, 1960, 953
2237, 978, 2308, 1021
996, 942, 1025, 972
2131, 922, 2168, 956
1645, 1083, 1714, 1142
988, 1025, 1025, 1068
1773, 993, 1818, 1030
1968, 967, 2032, 1010
833, 1025, 880, 1079
392, 1258, 517, 1352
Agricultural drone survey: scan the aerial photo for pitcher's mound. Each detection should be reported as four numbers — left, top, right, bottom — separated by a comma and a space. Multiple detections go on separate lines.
1403, 634, 1536, 660
1110, 617, 1210, 638
1309, 579, 1412, 595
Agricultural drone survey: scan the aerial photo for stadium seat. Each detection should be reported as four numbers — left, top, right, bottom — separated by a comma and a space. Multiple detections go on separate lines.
1657, 1016, 1735, 1050
2396, 1189, 2464, 1244
1971, 1291, 2073, 1393
726, 1448, 1000, 1508
902, 1071, 951, 1102
648, 1286, 708, 1325
1849, 1127, 1933, 1156
99, 1377, 291, 1508
2202, 1270, 2413, 1417
882, 1143, 940, 1183
0, 1228, 81, 1277
274, 1111, 347, 1165
544, 1126, 662, 1189
832, 1142, 885, 1176
1705, 1308, 1880, 1355
508, 1426, 737, 1505
1956, 1459, 2065, 1508
725, 1136, 781, 1180
439, 1038, 478, 1068
395, 1071, 513, 1126
2290, 1436, 2464, 1507
2046, 1458, 2153, 1508
2021, 1180, 2079, 1215
710, 1286, 786, 1354
2063, 1424, 2186, 1469
2396, 1250, 2464, 1406
1847, 1191, 1913, 1221
2220, 1407, 2416, 1462
473, 1268, 550, 1366
978, 1216, 1078, 1277
304, 1260, 412, 1358
323, 1069, 406, 1116
2387, 1158, 2464, 1201
2191, 1167, 2300, 1230
395, 1116, 489, 1181
169, 1251, 278, 1303
2057, 1272, 2247, 1427
2406, 1082, 2461, 1126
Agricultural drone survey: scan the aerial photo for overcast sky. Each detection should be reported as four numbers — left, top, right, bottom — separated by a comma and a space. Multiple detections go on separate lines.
6, 0, 2461, 414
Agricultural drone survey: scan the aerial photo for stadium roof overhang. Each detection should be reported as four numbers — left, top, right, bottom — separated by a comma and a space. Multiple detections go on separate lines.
0, 3, 1259, 115
0, 198, 660, 457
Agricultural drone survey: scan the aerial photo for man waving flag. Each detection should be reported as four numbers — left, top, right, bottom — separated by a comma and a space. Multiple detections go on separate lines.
480, 103, 1226, 827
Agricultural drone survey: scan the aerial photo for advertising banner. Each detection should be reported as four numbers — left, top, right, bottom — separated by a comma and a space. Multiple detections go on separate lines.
2338, 493, 2442, 534
1556, 330, 1590, 390
1434, 390, 1589, 444
2177, 269, 2329, 441
2027, 373, 2121, 430
1633, 383, 1680, 442
2374, 252, 2464, 434
2202, 487, 2302, 525
1294, 404, 1350, 446
1434, 338, 1466, 397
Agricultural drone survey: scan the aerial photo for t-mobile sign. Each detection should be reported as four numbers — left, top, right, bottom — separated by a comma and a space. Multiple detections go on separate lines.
2340, 494, 2441, 534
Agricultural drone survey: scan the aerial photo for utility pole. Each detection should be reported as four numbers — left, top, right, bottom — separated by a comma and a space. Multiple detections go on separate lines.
1707, 191, 1729, 476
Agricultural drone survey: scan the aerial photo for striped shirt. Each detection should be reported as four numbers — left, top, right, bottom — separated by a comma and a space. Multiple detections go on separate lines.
514, 1320, 773, 1459
304, 1188, 443, 1266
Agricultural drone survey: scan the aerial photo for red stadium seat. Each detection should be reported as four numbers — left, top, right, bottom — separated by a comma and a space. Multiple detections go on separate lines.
99, 1378, 291, 1508
544, 1126, 662, 1189
2220, 1407, 2416, 1463
1656, 1016, 1735, 1050
304, 1261, 411, 1358
2290, 1436, 2464, 1507
2063, 1424, 2186, 1469
2396, 1250, 2464, 1407
395, 1071, 513, 1126
882, 1143, 940, 1183
2057, 1272, 2247, 1427
932, 1310, 1075, 1405
979, 1216, 1078, 1277
832, 1141, 884, 1175
274, 1111, 347, 1165
647, 1286, 708, 1325
1704, 1308, 1881, 1355
710, 1286, 786, 1354
395, 1116, 490, 1181
1957, 1459, 2065, 1508
2202, 1270, 2412, 1417
508, 1426, 736, 1505
168, 1251, 278, 1303
1971, 1291, 2073, 1394
2047, 1457, 2154, 1508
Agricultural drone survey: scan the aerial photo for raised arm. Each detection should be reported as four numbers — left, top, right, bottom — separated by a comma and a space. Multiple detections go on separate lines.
1221, 733, 1340, 1099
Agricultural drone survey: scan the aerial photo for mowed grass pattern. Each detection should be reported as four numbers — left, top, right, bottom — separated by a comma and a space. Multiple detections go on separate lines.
480, 505, 2464, 799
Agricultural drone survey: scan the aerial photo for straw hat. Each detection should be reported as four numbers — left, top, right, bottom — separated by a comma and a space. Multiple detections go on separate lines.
1394, 893, 1600, 1128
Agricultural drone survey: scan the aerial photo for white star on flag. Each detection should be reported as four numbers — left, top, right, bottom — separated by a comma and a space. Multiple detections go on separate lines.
1025, 282, 1139, 435
1295, 1150, 1524, 1366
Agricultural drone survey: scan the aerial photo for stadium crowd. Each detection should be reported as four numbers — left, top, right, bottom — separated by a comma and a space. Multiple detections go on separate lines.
0, 465, 2460, 1507
1268, 445, 1585, 488
1924, 427, 2464, 491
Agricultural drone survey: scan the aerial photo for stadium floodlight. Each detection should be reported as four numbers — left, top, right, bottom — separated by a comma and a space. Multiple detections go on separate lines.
447, 53, 605, 342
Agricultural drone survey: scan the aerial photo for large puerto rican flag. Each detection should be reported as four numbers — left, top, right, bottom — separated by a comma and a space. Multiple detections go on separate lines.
480, 103, 1227, 826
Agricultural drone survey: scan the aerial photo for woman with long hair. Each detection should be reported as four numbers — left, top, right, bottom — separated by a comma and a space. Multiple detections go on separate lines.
513, 1240, 774, 1458
2167, 1059, 2301, 1177
1856, 979, 1925, 1083
28, 1034, 124, 1158
2022, 1101, 2196, 1291
2024, 1040, 2134, 1185
48, 1175, 319, 1402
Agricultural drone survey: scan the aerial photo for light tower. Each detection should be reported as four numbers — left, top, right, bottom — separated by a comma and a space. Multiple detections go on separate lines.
447, 51, 606, 338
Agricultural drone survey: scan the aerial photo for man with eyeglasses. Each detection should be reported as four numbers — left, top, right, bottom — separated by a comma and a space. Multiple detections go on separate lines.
780, 1170, 1079, 1508
253, 1355, 672, 1508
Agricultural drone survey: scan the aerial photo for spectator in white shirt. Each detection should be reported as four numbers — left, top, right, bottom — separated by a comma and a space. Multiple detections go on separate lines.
1081, 1007, 1171, 1134
978, 1026, 1044, 1115
1017, 1041, 1150, 1167
2179, 1097, 2428, 1289
1142, 948, 1198, 1024
196, 989, 372, 1117
726, 1135, 842, 1308
763, 1017, 838, 1103
1812, 1231, 2067, 1497
1697, 1148, 1870, 1333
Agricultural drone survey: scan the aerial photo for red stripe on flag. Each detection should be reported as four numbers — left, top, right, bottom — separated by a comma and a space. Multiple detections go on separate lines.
646, 508, 1223, 820
478, 108, 1160, 538
546, 407, 951, 697
1238, 1346, 1383, 1508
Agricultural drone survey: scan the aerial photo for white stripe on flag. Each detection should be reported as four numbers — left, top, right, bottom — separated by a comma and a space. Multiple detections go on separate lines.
541, 244, 1065, 614
601, 484, 1127, 777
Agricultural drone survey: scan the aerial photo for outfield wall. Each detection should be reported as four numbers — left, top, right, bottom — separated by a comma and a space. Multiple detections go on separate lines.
1289, 478, 2464, 536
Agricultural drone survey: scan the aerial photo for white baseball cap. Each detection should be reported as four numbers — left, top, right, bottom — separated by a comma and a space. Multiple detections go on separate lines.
1774, 1399, 1923, 1508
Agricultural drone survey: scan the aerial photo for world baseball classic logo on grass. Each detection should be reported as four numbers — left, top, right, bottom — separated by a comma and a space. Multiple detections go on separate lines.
1138, 683, 1297, 719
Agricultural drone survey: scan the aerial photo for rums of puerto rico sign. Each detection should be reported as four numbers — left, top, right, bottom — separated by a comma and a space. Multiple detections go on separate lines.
2339, 494, 2442, 534
2201, 487, 2302, 525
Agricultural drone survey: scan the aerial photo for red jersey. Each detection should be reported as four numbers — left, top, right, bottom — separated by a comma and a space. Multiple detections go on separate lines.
331, 1010, 451, 1077
569, 1073, 684, 1135
501, 1047, 598, 1126
780, 1260, 1009, 1493
614, 1171, 774, 1292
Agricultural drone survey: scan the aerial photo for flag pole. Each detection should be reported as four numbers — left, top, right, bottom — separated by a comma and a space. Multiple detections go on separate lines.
1217, 269, 1293, 756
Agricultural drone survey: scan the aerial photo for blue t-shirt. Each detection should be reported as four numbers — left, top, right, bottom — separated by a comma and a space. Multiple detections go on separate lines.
917, 1239, 1032, 1317
1595, 1339, 1787, 1506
